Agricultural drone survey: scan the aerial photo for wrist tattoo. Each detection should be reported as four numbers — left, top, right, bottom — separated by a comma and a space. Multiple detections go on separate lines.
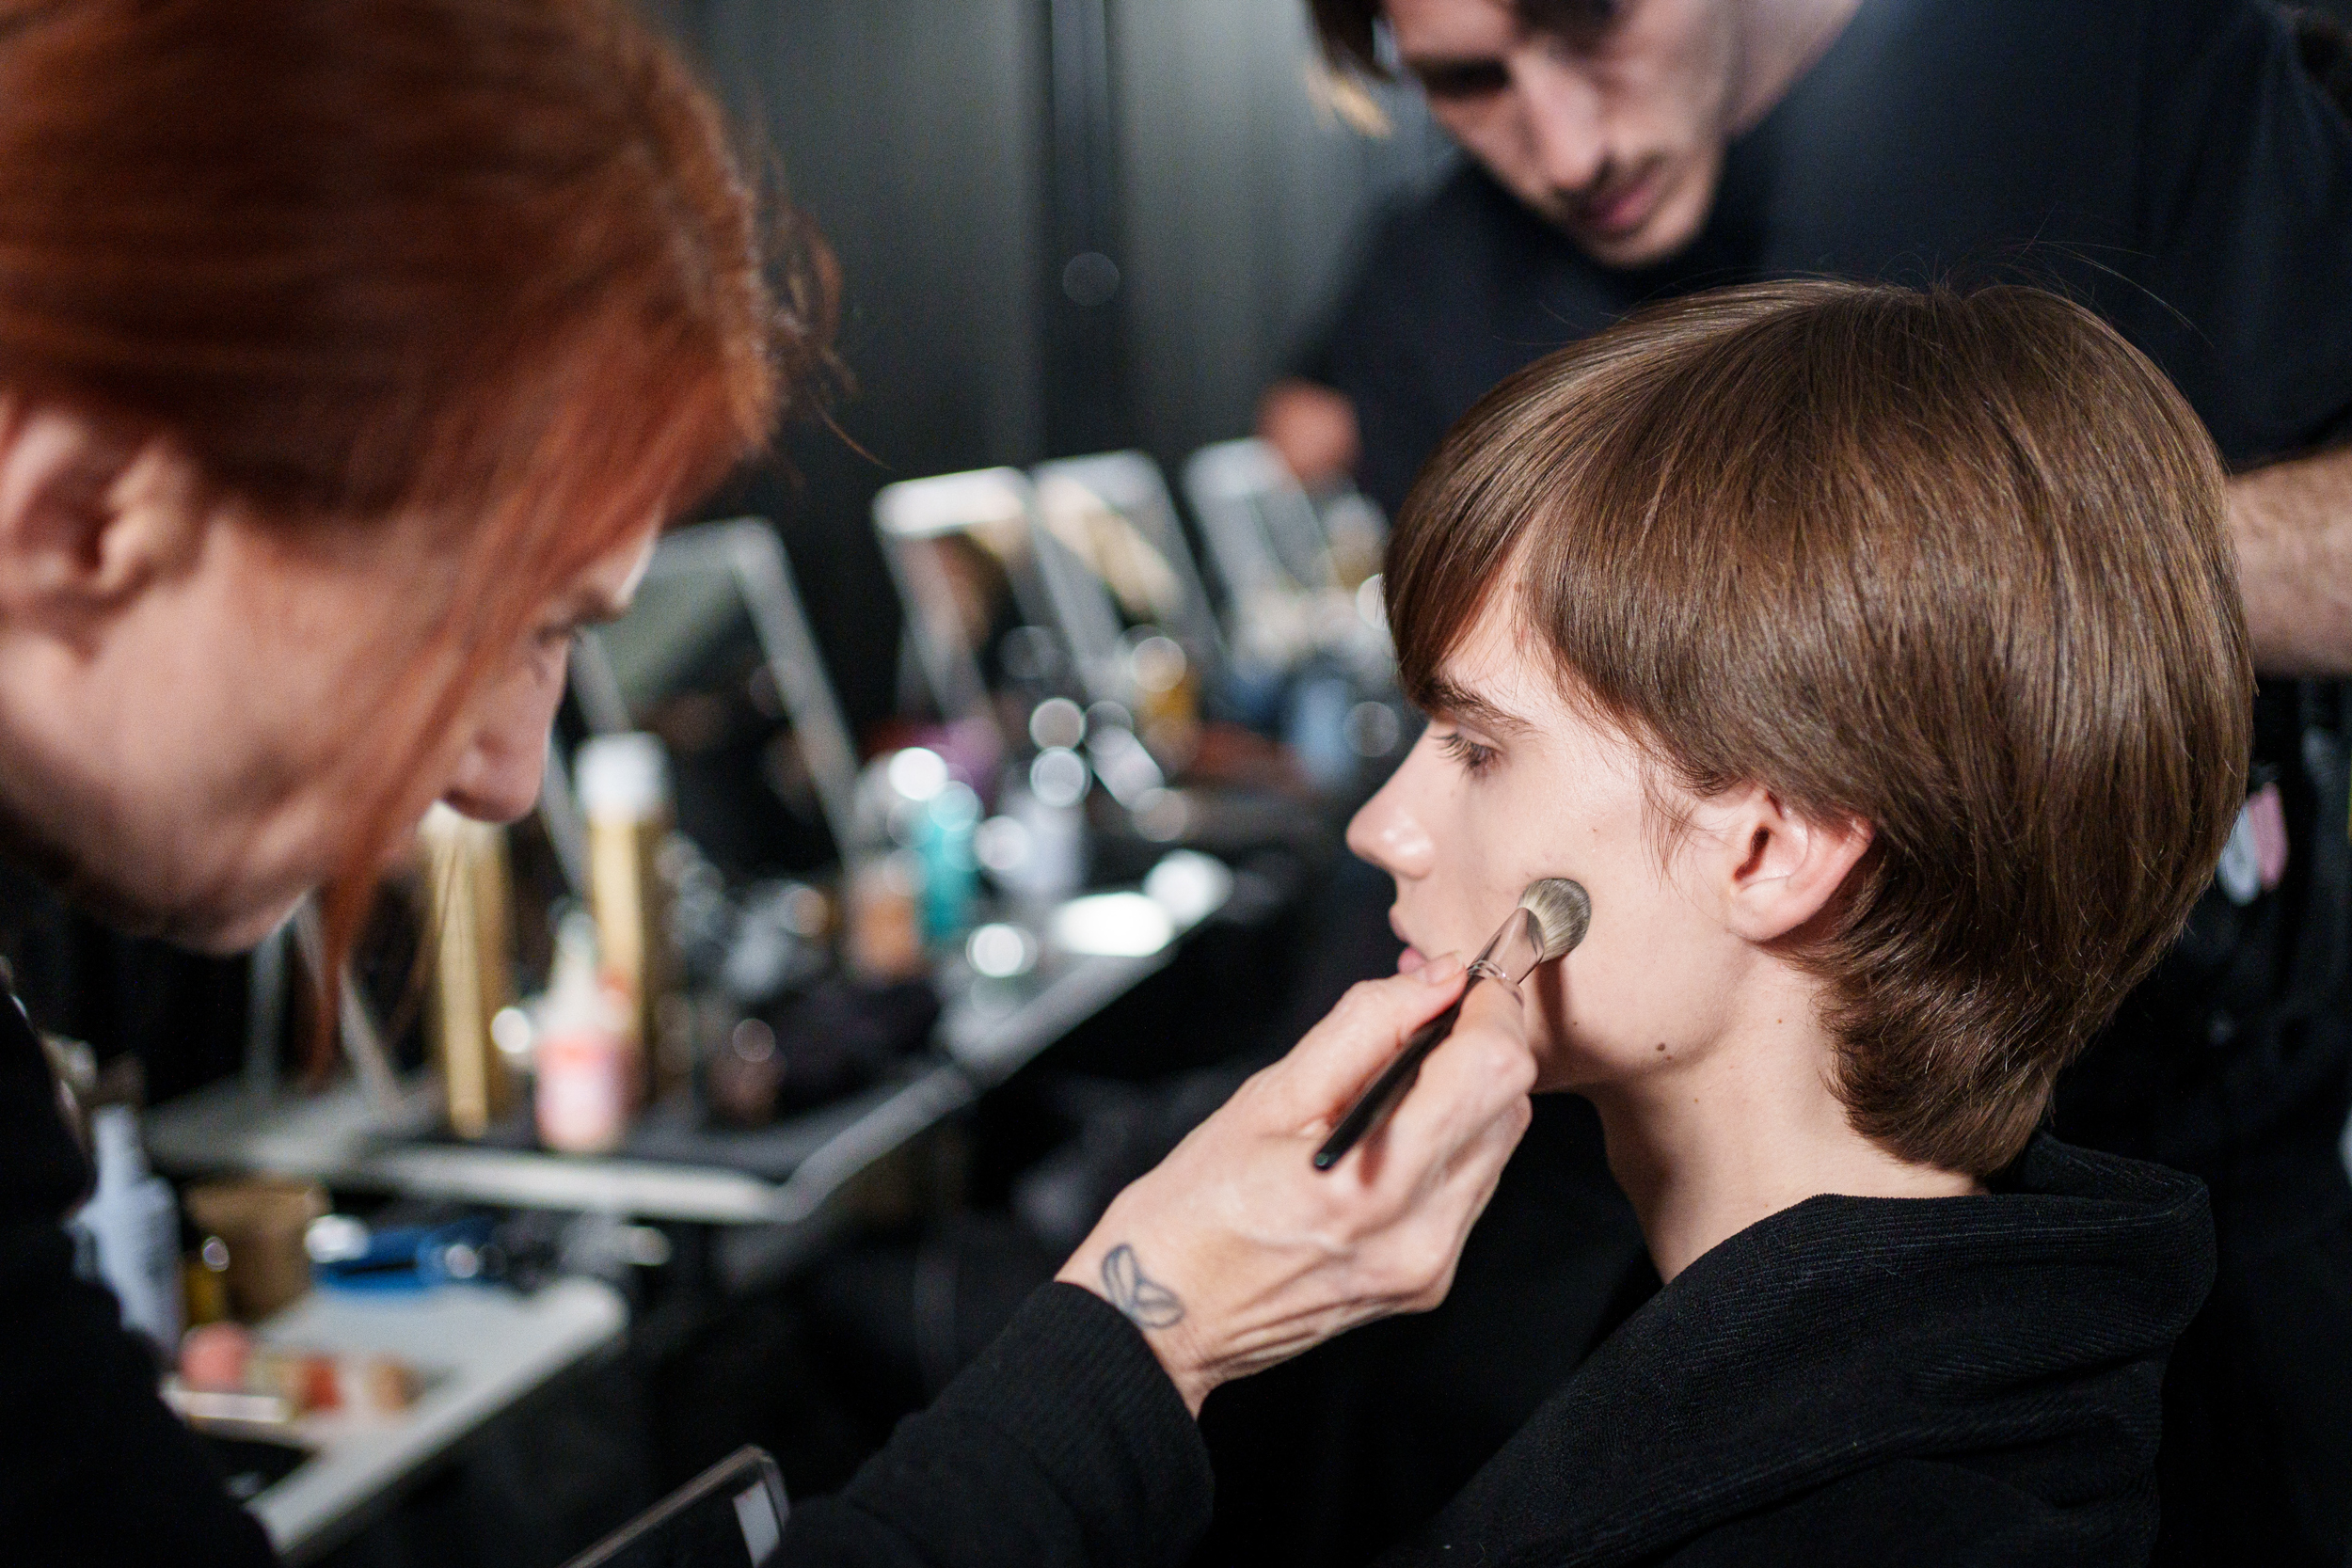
1099, 1243, 1185, 1329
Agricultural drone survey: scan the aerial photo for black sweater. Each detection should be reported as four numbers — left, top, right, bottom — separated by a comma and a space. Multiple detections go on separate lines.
1384, 1136, 2213, 1566
0, 990, 278, 1566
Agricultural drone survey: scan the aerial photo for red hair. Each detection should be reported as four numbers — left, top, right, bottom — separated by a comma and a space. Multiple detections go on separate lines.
0, 0, 834, 1042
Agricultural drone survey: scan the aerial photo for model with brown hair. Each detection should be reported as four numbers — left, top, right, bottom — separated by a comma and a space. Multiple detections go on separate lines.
1334, 278, 2247, 1562
0, 3, 1538, 1563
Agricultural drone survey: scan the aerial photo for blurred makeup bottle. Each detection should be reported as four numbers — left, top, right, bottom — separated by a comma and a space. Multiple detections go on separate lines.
419, 804, 516, 1139
534, 911, 634, 1155
72, 1104, 181, 1354
576, 734, 673, 1101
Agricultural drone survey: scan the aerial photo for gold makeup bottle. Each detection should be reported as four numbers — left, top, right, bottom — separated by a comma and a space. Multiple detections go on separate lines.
576, 733, 672, 1106
420, 804, 516, 1139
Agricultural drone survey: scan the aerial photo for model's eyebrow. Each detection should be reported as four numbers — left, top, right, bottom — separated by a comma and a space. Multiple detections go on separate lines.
1422, 675, 1535, 738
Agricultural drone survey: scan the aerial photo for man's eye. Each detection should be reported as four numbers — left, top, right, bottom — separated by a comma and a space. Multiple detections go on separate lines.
1413, 61, 1511, 101
1437, 731, 1500, 776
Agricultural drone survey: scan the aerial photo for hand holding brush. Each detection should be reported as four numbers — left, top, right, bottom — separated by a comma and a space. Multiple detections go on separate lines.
1314, 878, 1591, 1171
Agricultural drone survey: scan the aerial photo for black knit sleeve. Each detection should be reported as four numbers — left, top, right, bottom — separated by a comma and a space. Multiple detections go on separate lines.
782, 1283, 1214, 1568
0, 990, 278, 1568
0, 1220, 279, 1567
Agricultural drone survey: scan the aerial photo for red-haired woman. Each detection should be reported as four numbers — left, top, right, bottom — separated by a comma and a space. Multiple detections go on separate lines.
0, 3, 1534, 1564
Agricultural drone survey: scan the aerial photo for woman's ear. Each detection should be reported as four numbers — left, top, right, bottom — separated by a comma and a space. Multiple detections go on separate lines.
1708, 785, 1874, 944
0, 399, 203, 622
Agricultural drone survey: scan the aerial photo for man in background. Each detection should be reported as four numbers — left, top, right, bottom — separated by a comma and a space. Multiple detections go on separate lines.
1213, 3, 2352, 1563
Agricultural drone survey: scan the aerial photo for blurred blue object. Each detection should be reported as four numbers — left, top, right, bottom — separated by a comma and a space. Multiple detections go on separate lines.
311, 1215, 498, 1293
1284, 667, 1358, 793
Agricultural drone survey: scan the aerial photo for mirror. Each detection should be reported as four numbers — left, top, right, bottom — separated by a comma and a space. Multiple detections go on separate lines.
873, 467, 1084, 738
573, 519, 859, 875
1029, 451, 1229, 712
1180, 437, 1342, 610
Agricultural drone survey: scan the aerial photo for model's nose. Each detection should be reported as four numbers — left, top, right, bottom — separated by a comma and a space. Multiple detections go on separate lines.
1347, 767, 1438, 880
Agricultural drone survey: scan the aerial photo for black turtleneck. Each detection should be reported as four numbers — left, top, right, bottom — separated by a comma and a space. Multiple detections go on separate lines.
1386, 1136, 2213, 1567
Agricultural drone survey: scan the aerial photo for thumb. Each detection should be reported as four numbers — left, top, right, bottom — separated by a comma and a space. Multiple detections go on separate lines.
1392, 968, 1543, 1165
1276, 955, 1469, 1115
1446, 964, 1531, 1053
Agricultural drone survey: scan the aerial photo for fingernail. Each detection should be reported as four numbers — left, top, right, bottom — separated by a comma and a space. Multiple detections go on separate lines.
1421, 950, 1464, 984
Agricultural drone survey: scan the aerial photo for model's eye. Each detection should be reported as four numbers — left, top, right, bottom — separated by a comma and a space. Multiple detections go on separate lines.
1437, 730, 1500, 777
1412, 60, 1510, 102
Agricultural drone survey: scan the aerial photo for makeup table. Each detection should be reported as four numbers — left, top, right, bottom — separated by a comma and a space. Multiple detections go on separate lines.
143, 862, 1295, 1556
150, 865, 1265, 1262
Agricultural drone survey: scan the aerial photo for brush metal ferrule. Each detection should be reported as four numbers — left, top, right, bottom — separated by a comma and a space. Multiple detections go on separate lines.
1465, 906, 1547, 991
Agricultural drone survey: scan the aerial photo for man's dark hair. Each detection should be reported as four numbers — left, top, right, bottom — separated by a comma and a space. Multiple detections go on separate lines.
1309, 0, 1619, 76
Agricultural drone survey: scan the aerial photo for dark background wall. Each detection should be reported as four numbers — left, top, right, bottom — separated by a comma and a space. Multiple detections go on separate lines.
653, 0, 1450, 735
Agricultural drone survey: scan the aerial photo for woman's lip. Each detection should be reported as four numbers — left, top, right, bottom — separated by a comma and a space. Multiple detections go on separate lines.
1397, 944, 1428, 974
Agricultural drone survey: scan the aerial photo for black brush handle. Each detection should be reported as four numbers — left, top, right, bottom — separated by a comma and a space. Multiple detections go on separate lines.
1312, 991, 1470, 1170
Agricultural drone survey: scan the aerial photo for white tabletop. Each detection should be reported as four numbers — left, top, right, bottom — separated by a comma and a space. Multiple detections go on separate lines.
246, 1277, 628, 1563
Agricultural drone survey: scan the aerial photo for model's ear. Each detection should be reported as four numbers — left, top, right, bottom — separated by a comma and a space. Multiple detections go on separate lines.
0, 398, 204, 622
1708, 784, 1874, 944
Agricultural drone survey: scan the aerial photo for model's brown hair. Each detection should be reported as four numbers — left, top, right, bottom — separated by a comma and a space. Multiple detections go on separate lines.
0, 0, 834, 1024
1390, 281, 2251, 1175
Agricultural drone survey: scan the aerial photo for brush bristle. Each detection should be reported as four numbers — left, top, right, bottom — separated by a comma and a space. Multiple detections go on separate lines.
1518, 879, 1591, 961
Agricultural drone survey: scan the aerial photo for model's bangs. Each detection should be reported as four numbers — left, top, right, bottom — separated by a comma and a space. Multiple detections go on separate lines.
1385, 325, 1708, 750
1385, 342, 1629, 720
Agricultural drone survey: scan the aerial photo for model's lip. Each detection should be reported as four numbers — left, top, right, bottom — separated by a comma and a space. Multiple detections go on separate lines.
1389, 910, 1427, 974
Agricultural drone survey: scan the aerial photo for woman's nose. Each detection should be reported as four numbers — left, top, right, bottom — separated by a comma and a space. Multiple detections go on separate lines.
439, 657, 565, 825
1346, 763, 1438, 880
440, 730, 548, 825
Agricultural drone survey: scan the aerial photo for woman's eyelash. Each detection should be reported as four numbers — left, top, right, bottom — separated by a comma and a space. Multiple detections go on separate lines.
1437, 731, 1499, 776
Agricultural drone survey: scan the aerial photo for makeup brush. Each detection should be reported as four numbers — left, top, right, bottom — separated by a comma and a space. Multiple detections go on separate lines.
1312, 878, 1591, 1172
